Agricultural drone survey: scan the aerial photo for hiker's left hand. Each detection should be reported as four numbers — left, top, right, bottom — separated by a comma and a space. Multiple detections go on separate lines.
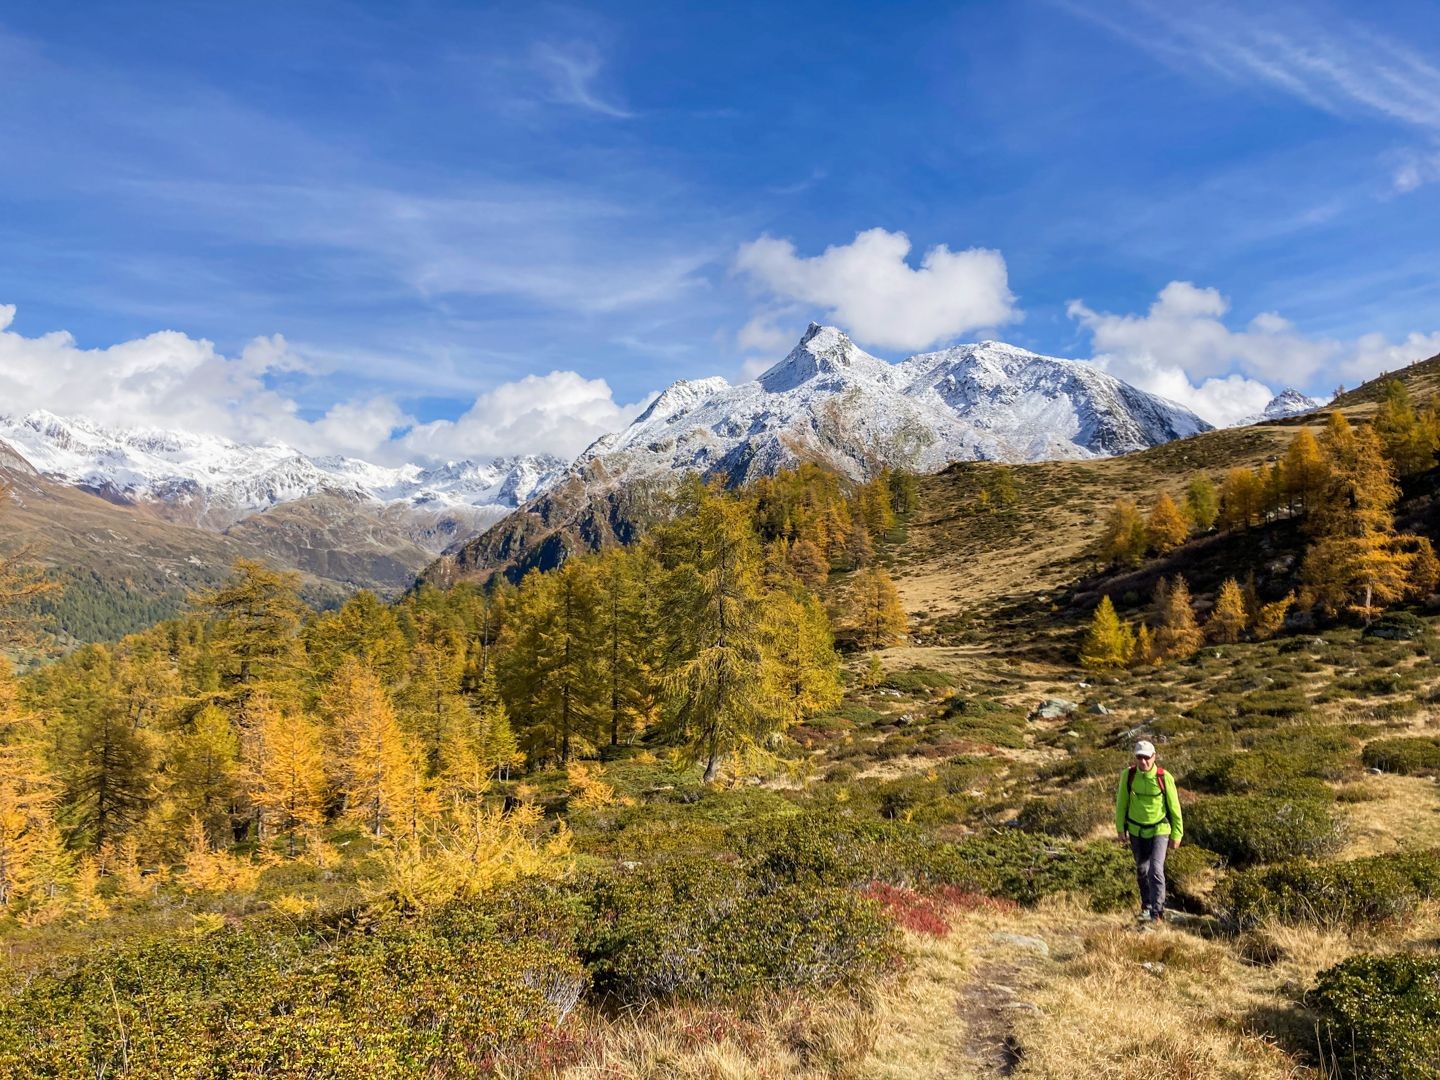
1171, 837, 1181, 849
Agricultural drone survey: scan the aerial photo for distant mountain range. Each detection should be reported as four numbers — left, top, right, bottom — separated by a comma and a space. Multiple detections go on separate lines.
0, 409, 567, 531
1, 323, 1331, 642
426, 325, 1223, 585
575, 325, 1211, 488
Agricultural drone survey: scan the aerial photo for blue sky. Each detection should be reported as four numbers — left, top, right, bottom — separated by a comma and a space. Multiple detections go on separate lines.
1, 0, 1438, 461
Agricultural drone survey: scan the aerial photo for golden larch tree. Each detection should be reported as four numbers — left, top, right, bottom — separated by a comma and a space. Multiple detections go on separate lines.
846, 567, 908, 649
1282, 430, 1327, 514
323, 657, 431, 839
1079, 596, 1134, 669
1098, 499, 1147, 568
1207, 578, 1248, 644
1185, 475, 1219, 532
0, 662, 68, 910
1303, 412, 1436, 622
1145, 494, 1191, 555
1153, 575, 1203, 660
245, 696, 327, 849
1220, 468, 1264, 529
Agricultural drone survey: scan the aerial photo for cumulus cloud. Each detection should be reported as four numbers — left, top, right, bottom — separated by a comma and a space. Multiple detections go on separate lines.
1068, 282, 1440, 425
0, 305, 648, 465
734, 228, 1018, 351
402, 370, 652, 461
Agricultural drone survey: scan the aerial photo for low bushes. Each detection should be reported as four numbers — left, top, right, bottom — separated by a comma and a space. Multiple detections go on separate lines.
1310, 952, 1440, 1079
731, 814, 1136, 911
1214, 849, 1440, 930
936, 695, 1027, 748
948, 830, 1136, 912
1186, 794, 1343, 866
1362, 736, 1440, 775
0, 891, 587, 1078
1186, 728, 1354, 797
880, 667, 958, 693
1015, 788, 1112, 839
579, 858, 898, 1003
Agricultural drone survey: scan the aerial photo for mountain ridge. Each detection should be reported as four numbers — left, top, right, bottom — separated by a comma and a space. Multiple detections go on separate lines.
427, 324, 1214, 586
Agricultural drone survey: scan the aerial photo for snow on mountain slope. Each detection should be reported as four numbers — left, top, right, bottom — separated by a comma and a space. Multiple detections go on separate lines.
578, 324, 1211, 486
0, 410, 570, 529
1233, 389, 1324, 427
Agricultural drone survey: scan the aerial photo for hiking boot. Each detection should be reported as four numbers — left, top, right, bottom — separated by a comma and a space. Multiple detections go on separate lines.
1151, 910, 1165, 924
1136, 910, 1153, 925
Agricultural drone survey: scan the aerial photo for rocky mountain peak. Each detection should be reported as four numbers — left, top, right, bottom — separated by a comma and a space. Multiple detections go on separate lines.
757, 324, 890, 393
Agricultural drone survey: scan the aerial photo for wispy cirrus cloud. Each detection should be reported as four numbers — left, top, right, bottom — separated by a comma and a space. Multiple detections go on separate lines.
1058, 1, 1440, 127
531, 41, 633, 118
1057, 1, 1440, 189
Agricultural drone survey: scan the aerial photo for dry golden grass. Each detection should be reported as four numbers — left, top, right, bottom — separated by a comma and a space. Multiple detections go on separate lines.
1012, 919, 1311, 1080
1335, 773, 1440, 858
555, 991, 880, 1080
891, 424, 1299, 624
553, 893, 1439, 1080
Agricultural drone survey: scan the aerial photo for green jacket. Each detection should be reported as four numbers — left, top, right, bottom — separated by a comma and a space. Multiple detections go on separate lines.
1115, 764, 1183, 842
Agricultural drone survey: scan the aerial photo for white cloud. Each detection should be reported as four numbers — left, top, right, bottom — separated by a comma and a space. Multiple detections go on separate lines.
402, 370, 651, 461
0, 306, 648, 465
1068, 281, 1440, 424
735, 228, 1018, 351
1345, 330, 1440, 386
531, 42, 633, 118
736, 313, 796, 356
1392, 147, 1440, 192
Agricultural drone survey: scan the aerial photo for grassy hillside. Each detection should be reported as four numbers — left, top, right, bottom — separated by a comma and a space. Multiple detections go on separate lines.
0, 451, 418, 653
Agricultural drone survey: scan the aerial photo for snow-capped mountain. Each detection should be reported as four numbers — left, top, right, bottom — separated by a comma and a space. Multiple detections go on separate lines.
425, 325, 1212, 587
578, 324, 1210, 485
1233, 389, 1325, 427
0, 410, 570, 531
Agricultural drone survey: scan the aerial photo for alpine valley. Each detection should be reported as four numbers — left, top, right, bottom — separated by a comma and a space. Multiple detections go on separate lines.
0, 324, 1319, 646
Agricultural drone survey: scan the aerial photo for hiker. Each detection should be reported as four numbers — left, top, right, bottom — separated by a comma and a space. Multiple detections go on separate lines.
1115, 739, 1183, 925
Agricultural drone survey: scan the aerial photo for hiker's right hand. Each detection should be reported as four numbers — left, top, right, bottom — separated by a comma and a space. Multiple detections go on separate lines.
1116, 831, 1126, 844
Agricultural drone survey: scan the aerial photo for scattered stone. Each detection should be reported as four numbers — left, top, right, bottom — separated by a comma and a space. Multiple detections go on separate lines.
1311, 638, 1328, 648
1076, 681, 1090, 689
990, 932, 1050, 958
1086, 702, 1110, 715
1370, 767, 1384, 775
1002, 1001, 1042, 1014
1139, 961, 1166, 977
1030, 698, 1078, 720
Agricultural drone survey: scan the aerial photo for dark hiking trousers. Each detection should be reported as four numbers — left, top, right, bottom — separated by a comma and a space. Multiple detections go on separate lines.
1129, 833, 1170, 916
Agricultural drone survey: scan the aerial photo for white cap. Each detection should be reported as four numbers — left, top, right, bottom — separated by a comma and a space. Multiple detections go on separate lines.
1133, 740, 1156, 757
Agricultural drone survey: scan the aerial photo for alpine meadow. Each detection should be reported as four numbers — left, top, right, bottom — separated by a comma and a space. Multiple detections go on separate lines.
3, 3, 1440, 1078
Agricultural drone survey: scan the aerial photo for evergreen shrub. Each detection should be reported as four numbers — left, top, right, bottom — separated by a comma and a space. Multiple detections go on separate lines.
1186, 794, 1342, 865
1014, 789, 1112, 839
0, 896, 586, 1078
1214, 849, 1440, 930
578, 858, 898, 1002
1362, 737, 1440, 775
1310, 953, 1440, 1079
